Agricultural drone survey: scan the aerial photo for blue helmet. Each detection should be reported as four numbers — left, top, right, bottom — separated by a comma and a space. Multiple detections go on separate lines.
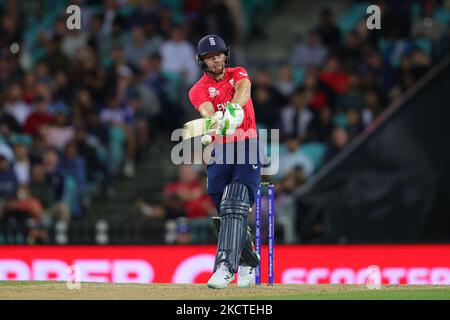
196, 35, 230, 71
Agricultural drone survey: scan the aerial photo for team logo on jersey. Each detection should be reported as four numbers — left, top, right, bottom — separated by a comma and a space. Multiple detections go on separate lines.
229, 79, 234, 86
208, 87, 219, 98
209, 37, 216, 46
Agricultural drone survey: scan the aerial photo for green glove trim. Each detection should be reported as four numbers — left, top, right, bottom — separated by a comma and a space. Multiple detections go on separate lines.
220, 118, 230, 135
227, 102, 236, 117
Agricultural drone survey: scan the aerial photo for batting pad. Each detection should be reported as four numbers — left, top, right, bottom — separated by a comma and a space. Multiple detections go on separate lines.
214, 182, 250, 273
212, 217, 260, 271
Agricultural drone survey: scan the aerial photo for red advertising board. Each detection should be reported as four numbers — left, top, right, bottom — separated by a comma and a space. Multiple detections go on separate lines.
0, 245, 449, 284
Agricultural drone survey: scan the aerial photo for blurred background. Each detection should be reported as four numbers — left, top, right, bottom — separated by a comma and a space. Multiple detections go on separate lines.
0, 0, 449, 248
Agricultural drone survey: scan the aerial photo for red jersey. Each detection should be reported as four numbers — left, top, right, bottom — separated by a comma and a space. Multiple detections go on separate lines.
189, 67, 257, 143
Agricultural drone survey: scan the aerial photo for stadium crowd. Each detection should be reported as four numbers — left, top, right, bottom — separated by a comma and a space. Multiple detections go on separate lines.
0, 0, 448, 244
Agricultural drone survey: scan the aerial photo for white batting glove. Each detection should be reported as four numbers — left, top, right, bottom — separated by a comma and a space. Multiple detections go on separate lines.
216, 118, 237, 136
216, 103, 244, 136
224, 103, 244, 127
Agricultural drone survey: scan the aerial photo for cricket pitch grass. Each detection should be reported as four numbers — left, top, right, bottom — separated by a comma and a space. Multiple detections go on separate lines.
1, 282, 449, 300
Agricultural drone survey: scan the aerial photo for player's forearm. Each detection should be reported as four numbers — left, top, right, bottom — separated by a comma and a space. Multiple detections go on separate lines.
232, 79, 251, 107
199, 102, 216, 118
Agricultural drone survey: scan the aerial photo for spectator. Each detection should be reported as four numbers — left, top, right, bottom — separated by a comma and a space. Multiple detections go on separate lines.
341, 31, 363, 71
308, 106, 333, 143
400, 48, 431, 83
21, 72, 37, 105
131, 0, 160, 28
337, 73, 364, 112
115, 61, 135, 104
0, 51, 22, 91
101, 0, 119, 36
0, 154, 18, 201
86, 13, 104, 52
275, 65, 296, 99
0, 12, 22, 48
124, 92, 149, 158
72, 89, 96, 127
52, 71, 72, 107
98, 15, 128, 63
159, 24, 200, 86
136, 198, 166, 220
280, 87, 314, 142
124, 25, 161, 69
164, 164, 203, 214
174, 217, 192, 244
252, 69, 285, 129
196, 0, 237, 46
99, 94, 136, 177
346, 108, 364, 139
290, 31, 328, 68
319, 55, 349, 95
5, 185, 42, 222
61, 28, 89, 61
0, 104, 21, 135
315, 7, 342, 51
3, 83, 32, 126
60, 142, 87, 218
85, 113, 110, 157
183, 172, 216, 220
73, 47, 107, 104
13, 143, 30, 186
34, 60, 52, 85
42, 148, 65, 209
361, 89, 383, 128
42, 112, 75, 150
29, 163, 55, 211
163, 193, 188, 221
276, 137, 314, 179
276, 173, 301, 243
86, 113, 111, 190
323, 127, 349, 163
73, 126, 106, 188
37, 152, 70, 223
23, 95, 55, 136
379, 0, 412, 40
46, 35, 69, 75
303, 66, 333, 111
138, 53, 184, 132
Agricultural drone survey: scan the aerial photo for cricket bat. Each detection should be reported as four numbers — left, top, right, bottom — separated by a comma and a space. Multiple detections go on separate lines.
182, 116, 219, 140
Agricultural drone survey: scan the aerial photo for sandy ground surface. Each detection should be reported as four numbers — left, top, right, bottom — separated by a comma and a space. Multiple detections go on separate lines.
1, 282, 448, 300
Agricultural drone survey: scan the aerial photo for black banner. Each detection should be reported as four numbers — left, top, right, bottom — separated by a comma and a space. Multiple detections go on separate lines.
296, 55, 450, 243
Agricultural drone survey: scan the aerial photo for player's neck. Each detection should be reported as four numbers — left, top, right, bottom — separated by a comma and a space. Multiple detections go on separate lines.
207, 69, 226, 82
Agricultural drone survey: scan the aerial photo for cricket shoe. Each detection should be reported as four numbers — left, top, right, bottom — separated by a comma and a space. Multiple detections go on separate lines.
207, 262, 235, 289
237, 265, 255, 288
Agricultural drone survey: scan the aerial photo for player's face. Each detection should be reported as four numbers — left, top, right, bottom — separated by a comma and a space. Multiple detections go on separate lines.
203, 52, 226, 75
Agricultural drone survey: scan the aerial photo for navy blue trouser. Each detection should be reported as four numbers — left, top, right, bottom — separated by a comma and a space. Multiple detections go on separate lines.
207, 138, 261, 211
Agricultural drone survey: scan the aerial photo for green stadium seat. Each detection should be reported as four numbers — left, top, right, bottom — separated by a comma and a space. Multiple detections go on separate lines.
108, 126, 126, 176
301, 142, 326, 169
338, 2, 370, 34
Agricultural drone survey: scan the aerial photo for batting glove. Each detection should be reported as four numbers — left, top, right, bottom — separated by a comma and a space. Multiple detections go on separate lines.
225, 103, 244, 127
215, 103, 244, 136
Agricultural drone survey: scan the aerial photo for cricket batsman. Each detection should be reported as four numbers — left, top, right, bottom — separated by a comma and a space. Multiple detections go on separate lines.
189, 35, 261, 289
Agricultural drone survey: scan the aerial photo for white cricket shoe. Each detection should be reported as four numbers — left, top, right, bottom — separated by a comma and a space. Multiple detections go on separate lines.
237, 265, 255, 288
207, 262, 235, 289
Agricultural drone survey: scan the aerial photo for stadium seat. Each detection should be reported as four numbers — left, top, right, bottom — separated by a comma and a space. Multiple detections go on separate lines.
301, 142, 326, 169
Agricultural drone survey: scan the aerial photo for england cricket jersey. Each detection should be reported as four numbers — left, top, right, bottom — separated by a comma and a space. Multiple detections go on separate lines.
189, 67, 257, 143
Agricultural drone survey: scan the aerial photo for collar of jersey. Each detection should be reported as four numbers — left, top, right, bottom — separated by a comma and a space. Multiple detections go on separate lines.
204, 68, 231, 83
